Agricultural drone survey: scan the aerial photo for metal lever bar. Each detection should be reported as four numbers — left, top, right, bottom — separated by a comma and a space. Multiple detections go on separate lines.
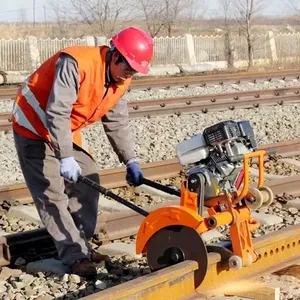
78, 175, 149, 217
141, 177, 181, 197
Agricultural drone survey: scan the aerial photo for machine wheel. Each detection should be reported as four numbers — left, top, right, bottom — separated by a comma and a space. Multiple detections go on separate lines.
146, 225, 208, 288
259, 186, 274, 208
245, 188, 264, 210
228, 255, 243, 270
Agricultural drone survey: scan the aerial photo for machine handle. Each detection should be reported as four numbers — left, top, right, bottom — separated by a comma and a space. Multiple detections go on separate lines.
78, 175, 149, 217
229, 147, 277, 163
141, 177, 181, 197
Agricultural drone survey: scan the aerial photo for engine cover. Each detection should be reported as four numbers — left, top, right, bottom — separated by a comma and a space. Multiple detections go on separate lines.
176, 120, 258, 199
203, 120, 257, 150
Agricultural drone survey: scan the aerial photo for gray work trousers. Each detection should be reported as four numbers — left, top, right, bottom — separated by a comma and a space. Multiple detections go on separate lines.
13, 130, 100, 266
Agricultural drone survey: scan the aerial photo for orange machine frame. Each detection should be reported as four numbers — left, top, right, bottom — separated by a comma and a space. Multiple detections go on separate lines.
136, 149, 267, 267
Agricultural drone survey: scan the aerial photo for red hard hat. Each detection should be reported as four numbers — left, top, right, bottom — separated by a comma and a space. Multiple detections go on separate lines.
111, 27, 154, 74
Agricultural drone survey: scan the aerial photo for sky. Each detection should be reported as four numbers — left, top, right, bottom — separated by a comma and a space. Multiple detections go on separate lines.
0, 0, 293, 23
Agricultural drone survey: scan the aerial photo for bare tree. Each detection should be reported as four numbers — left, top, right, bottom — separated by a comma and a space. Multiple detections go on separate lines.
164, 0, 208, 35
138, 0, 166, 37
220, 0, 232, 28
49, 0, 134, 36
47, 0, 67, 36
138, 0, 207, 37
163, 0, 184, 36
286, 0, 300, 12
219, 0, 234, 67
285, 0, 300, 25
137, 0, 183, 37
184, 0, 208, 23
233, 0, 266, 69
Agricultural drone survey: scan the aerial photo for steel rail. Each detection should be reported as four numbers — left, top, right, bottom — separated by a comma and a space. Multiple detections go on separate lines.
125, 86, 300, 117
128, 70, 300, 91
127, 86, 300, 109
0, 142, 300, 267
82, 261, 200, 300
0, 112, 11, 119
80, 222, 300, 300
1, 172, 300, 268
128, 93, 300, 118
0, 70, 299, 100
0, 159, 182, 204
1, 138, 300, 205
198, 223, 300, 295
0, 87, 19, 100
1, 87, 300, 131
0, 200, 176, 267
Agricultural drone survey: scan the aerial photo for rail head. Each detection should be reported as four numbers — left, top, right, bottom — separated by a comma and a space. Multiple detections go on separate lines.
80, 260, 199, 300
79, 223, 300, 299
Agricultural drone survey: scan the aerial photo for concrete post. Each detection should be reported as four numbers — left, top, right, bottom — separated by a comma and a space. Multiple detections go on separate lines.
84, 36, 95, 46
184, 34, 196, 65
27, 36, 40, 72
95, 36, 108, 46
268, 31, 278, 63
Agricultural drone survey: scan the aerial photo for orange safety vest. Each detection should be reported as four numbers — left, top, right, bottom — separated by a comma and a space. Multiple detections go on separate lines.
12, 45, 131, 156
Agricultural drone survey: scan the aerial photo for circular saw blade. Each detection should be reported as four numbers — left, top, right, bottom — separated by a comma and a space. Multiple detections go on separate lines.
146, 225, 208, 288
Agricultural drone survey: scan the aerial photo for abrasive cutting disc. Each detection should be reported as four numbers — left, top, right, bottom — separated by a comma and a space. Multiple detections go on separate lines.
146, 225, 208, 288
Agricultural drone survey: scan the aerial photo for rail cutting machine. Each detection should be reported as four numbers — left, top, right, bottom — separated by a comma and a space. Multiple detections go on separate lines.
135, 120, 274, 287
80, 120, 274, 288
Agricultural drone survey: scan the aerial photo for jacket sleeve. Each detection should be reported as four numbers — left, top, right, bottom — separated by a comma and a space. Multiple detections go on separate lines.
101, 96, 136, 164
45, 53, 79, 159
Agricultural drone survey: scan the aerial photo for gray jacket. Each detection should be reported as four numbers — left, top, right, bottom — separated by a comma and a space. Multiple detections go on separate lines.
45, 53, 136, 164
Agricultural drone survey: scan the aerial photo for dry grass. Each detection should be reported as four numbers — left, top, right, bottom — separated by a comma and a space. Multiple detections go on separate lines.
0, 21, 208, 39
0, 21, 299, 39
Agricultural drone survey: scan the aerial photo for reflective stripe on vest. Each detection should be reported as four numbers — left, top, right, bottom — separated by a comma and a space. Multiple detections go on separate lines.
12, 102, 39, 136
13, 78, 91, 155
12, 78, 47, 136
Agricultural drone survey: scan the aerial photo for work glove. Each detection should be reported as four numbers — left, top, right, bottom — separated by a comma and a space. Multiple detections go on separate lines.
126, 158, 143, 187
60, 157, 82, 183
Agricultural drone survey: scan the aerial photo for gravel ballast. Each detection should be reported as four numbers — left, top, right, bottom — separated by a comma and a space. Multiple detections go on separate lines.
123, 80, 300, 102
1, 80, 300, 299
1, 102, 300, 186
1, 194, 300, 300
0, 80, 300, 113
1, 78, 300, 186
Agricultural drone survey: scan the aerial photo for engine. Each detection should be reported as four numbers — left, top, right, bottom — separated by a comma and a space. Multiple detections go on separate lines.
176, 120, 257, 201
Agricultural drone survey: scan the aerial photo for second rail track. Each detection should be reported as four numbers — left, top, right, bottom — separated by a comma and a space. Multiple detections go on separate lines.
1, 86, 300, 132
1, 139, 300, 266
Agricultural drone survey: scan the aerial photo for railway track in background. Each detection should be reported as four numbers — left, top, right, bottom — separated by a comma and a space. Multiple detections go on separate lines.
2, 139, 300, 298
1, 138, 300, 205
0, 69, 299, 101
127, 86, 300, 118
126, 69, 300, 91
0, 139, 300, 260
1, 86, 300, 132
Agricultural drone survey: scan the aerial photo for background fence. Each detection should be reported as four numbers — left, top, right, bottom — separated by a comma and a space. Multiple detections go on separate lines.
0, 32, 299, 73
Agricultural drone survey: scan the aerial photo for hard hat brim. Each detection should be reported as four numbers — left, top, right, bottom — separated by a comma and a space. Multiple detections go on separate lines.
126, 56, 150, 74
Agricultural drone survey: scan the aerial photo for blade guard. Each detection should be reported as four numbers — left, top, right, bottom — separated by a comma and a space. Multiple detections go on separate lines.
136, 205, 206, 254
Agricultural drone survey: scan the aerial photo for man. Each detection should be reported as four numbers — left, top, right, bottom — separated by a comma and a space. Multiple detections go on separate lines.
12, 26, 154, 277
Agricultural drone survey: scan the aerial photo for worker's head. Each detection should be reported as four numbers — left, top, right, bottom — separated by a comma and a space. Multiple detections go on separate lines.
109, 27, 154, 82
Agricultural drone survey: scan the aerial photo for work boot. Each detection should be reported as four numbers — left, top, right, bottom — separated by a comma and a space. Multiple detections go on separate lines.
72, 258, 97, 278
90, 250, 113, 271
